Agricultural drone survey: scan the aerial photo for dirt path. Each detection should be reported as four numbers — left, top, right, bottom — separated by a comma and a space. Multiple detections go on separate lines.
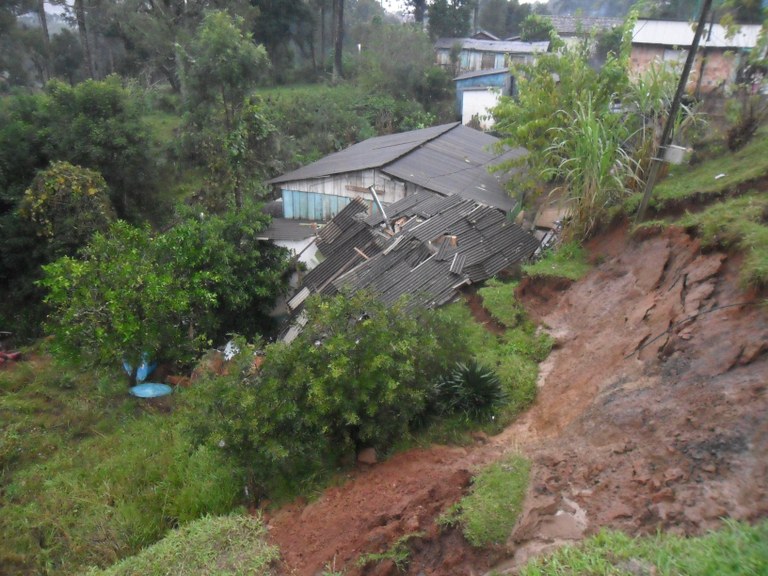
266, 225, 768, 575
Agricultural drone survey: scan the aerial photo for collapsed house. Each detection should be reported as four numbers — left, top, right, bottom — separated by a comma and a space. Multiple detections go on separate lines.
281, 193, 540, 343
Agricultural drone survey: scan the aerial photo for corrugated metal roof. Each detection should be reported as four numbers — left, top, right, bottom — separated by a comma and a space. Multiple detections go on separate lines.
550, 16, 623, 35
434, 38, 550, 54
280, 193, 540, 338
382, 125, 524, 212
257, 218, 317, 241
267, 123, 458, 184
454, 68, 509, 81
632, 19, 762, 49
269, 124, 523, 214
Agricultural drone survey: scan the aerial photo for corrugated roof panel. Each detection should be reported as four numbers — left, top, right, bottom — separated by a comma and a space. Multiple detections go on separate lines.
632, 20, 761, 49
382, 126, 523, 212
435, 38, 549, 54
450, 253, 467, 275
268, 124, 458, 184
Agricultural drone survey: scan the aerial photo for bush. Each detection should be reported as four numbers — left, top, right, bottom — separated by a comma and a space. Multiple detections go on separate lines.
185, 292, 472, 499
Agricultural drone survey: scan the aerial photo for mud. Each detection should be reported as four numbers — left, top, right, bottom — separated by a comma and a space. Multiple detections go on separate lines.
266, 225, 768, 576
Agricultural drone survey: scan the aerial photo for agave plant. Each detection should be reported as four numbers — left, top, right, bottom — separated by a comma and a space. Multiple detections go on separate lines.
434, 360, 507, 421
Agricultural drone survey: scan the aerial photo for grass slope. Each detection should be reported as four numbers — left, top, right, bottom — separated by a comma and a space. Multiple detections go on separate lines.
628, 126, 768, 211
520, 520, 768, 576
83, 514, 279, 576
0, 354, 240, 575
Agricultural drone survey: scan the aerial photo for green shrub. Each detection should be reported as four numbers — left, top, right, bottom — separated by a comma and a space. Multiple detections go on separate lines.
185, 292, 472, 500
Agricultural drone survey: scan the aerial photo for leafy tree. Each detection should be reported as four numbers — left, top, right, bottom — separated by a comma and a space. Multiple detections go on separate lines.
50, 28, 85, 85
250, 0, 315, 83
406, 0, 428, 23
42, 77, 157, 219
519, 13, 554, 41
186, 291, 472, 497
493, 16, 638, 238
18, 161, 115, 257
477, 0, 533, 39
179, 10, 270, 130
493, 21, 631, 187
40, 205, 290, 376
428, 0, 475, 39
357, 20, 446, 105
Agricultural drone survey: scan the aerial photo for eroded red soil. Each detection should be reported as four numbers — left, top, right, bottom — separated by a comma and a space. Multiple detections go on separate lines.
266, 224, 768, 576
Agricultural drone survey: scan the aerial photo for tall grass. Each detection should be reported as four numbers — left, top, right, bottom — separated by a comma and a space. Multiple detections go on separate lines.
545, 98, 637, 241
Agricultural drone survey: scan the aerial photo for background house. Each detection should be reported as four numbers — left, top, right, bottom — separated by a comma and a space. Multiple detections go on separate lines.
434, 37, 549, 74
267, 123, 525, 222
549, 15, 623, 48
630, 19, 762, 94
454, 68, 512, 130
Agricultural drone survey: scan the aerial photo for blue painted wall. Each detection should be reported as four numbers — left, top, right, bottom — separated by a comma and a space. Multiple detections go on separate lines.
455, 71, 512, 114
282, 190, 380, 221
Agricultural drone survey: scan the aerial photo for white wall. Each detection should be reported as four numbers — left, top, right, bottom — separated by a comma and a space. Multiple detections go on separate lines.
462, 89, 500, 130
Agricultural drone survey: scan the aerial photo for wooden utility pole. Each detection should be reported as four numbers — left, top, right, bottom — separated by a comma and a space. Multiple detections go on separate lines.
635, 0, 713, 223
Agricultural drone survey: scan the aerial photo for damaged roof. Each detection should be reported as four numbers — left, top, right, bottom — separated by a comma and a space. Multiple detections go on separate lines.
285, 193, 540, 318
267, 123, 524, 213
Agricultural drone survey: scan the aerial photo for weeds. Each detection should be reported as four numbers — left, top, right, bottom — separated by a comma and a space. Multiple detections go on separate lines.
83, 514, 279, 576
522, 241, 591, 281
356, 532, 424, 573
520, 520, 768, 576
448, 454, 530, 547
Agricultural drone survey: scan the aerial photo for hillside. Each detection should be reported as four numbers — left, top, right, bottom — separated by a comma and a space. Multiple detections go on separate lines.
3, 128, 767, 576
260, 218, 767, 575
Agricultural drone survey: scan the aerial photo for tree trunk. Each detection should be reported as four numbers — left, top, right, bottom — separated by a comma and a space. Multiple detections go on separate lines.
37, 0, 51, 82
332, 0, 344, 82
414, 1, 426, 25
75, 0, 96, 79
320, 0, 326, 72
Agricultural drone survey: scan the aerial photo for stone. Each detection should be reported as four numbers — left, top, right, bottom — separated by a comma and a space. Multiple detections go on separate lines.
357, 447, 378, 465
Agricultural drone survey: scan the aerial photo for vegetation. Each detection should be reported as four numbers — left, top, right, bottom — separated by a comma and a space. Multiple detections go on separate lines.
356, 532, 424, 572
185, 291, 473, 500
433, 360, 508, 421
627, 125, 768, 212
441, 454, 531, 547
0, 354, 241, 575
40, 205, 289, 376
520, 520, 768, 576
421, 282, 552, 441
83, 514, 279, 576
679, 194, 768, 288
523, 242, 592, 281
